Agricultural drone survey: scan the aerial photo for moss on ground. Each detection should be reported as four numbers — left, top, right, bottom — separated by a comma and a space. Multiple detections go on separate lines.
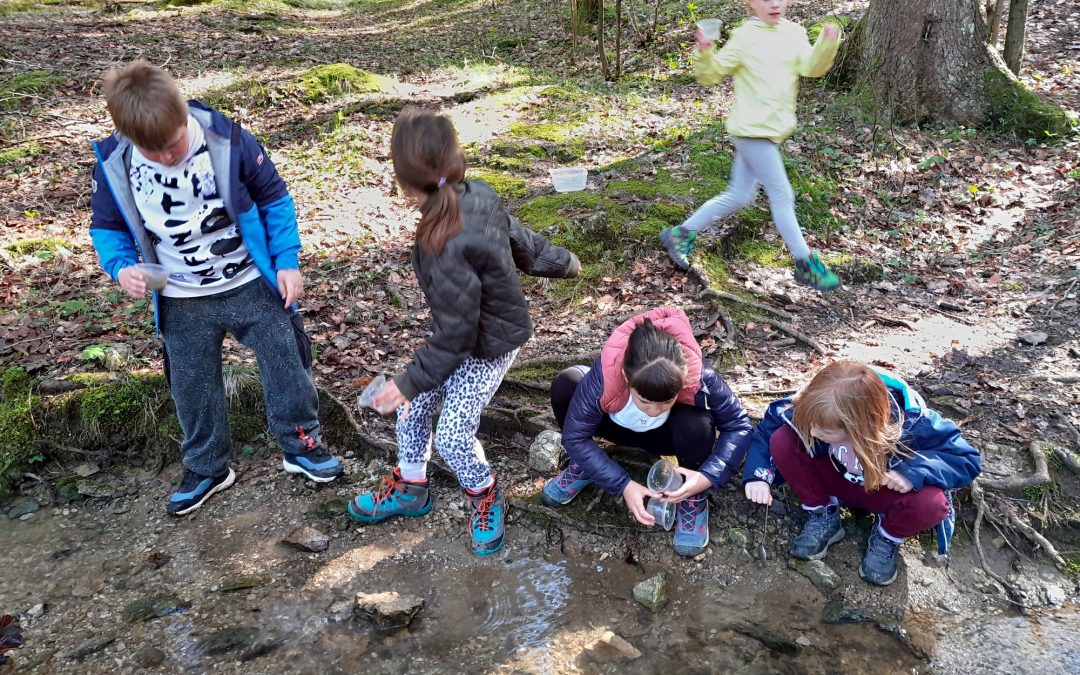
0, 142, 42, 167
296, 64, 385, 102
805, 14, 856, 42
76, 374, 171, 438
0, 70, 62, 109
736, 239, 792, 268
509, 122, 572, 144
4, 237, 70, 256
984, 71, 1075, 141
0, 368, 39, 501
467, 169, 527, 199
506, 362, 569, 383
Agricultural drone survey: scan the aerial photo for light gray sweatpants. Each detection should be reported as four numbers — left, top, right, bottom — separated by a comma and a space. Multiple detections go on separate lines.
681, 136, 811, 260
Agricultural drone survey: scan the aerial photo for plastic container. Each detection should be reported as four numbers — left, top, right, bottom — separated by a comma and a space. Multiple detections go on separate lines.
134, 263, 169, 291
647, 459, 684, 494
357, 374, 389, 412
647, 498, 676, 531
549, 167, 588, 193
696, 19, 722, 41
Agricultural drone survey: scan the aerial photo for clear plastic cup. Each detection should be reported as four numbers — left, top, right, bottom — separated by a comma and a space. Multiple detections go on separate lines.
357, 374, 388, 412
133, 262, 169, 291
696, 19, 721, 41
647, 498, 676, 530
647, 459, 684, 494
549, 167, 588, 192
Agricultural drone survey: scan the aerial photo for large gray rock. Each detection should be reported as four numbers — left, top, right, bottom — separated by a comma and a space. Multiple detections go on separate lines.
789, 559, 840, 591
7, 500, 39, 519
583, 630, 642, 663
355, 591, 425, 628
282, 526, 330, 553
633, 572, 668, 613
528, 430, 564, 473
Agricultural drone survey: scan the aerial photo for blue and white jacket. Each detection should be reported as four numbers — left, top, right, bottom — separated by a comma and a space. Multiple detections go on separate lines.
89, 101, 300, 325
741, 369, 981, 553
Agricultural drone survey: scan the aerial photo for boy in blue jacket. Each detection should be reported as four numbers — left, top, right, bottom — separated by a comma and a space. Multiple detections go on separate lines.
742, 360, 980, 585
89, 60, 342, 515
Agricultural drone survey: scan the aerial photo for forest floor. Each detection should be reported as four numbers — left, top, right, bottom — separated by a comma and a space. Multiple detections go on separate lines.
0, 0, 1078, 672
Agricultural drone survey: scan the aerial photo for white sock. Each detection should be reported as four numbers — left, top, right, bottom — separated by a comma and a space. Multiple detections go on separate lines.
802, 496, 838, 512
398, 462, 427, 482
878, 523, 905, 544
466, 476, 495, 493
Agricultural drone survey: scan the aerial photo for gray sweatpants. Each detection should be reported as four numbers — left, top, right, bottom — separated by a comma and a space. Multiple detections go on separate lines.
681, 136, 811, 260
159, 279, 320, 478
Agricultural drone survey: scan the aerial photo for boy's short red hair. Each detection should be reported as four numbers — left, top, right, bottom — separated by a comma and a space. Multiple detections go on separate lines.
102, 60, 188, 151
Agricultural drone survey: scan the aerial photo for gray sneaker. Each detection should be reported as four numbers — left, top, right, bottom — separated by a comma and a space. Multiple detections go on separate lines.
859, 526, 901, 586
790, 504, 845, 560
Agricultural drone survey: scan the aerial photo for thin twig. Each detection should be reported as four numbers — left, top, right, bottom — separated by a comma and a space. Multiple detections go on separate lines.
1004, 508, 1067, 569
870, 314, 916, 331
765, 318, 826, 355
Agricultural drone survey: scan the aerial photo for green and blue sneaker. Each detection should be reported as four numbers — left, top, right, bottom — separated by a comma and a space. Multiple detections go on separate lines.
660, 226, 697, 270
466, 478, 505, 556
348, 468, 432, 523
794, 252, 841, 291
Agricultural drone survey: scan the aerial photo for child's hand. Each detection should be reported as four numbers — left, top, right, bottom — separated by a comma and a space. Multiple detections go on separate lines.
373, 379, 410, 419
118, 265, 147, 298
821, 23, 839, 41
744, 480, 773, 506
663, 467, 712, 503
622, 480, 660, 526
277, 269, 304, 309
882, 470, 913, 493
696, 27, 715, 52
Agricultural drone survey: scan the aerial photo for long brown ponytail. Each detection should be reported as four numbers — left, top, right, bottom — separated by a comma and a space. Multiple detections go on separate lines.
390, 108, 466, 255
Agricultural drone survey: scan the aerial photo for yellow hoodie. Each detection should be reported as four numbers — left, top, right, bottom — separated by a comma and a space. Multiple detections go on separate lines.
694, 18, 840, 143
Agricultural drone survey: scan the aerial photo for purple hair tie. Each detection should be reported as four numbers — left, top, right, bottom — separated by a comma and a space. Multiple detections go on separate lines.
437, 176, 447, 188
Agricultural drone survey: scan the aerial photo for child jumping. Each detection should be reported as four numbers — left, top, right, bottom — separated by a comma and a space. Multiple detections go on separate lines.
661, 0, 843, 291
742, 360, 981, 585
89, 61, 343, 516
348, 108, 580, 556
541, 307, 751, 557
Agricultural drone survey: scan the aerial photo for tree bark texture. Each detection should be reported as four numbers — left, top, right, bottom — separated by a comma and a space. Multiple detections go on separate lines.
985, 0, 1005, 46
859, 0, 1001, 125
1002, 0, 1028, 74
597, 0, 610, 79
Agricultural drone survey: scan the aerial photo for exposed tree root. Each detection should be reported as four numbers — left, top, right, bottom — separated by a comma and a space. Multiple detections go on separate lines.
1004, 508, 1067, 569
978, 441, 1050, 492
1051, 412, 1080, 475
970, 482, 1025, 606
761, 318, 826, 355
686, 263, 794, 321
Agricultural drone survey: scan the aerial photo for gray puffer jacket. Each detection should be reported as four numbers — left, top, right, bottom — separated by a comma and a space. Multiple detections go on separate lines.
394, 179, 580, 400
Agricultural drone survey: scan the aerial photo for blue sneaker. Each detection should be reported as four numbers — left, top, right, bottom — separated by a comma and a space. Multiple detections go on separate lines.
672, 494, 709, 557
541, 462, 593, 506
660, 225, 697, 270
467, 479, 505, 556
348, 468, 432, 523
166, 468, 236, 516
790, 504, 845, 560
282, 447, 343, 483
860, 525, 901, 586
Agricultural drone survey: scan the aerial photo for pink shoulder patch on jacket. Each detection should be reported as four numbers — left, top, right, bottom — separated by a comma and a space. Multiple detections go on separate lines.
598, 307, 703, 414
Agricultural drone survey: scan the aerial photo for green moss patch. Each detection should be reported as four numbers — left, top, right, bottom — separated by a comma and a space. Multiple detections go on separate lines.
296, 64, 385, 102
0, 142, 42, 167
806, 14, 856, 42
0, 70, 62, 110
984, 71, 1075, 141
4, 237, 69, 257
0, 368, 39, 501
467, 169, 527, 199
509, 122, 572, 144
736, 239, 792, 268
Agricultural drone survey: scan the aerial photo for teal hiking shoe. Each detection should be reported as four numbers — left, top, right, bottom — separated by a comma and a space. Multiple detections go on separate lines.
672, 494, 710, 557
794, 252, 841, 291
860, 525, 901, 586
660, 226, 697, 270
466, 479, 505, 556
541, 462, 593, 506
348, 468, 432, 523
790, 503, 845, 560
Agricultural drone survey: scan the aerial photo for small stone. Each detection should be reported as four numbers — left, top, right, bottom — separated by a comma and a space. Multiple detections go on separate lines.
132, 645, 165, 668
283, 525, 330, 553
821, 598, 877, 625
218, 575, 266, 593
74, 462, 101, 478
583, 630, 642, 663
726, 528, 749, 549
527, 430, 564, 473
200, 626, 262, 655
795, 635, 812, 647
27, 603, 45, 618
328, 598, 355, 622
789, 559, 840, 591
103, 343, 134, 370
632, 572, 668, 613
19, 512, 35, 521
122, 593, 189, 623
736, 548, 754, 563
1019, 331, 1048, 346
68, 637, 116, 660
355, 591, 425, 628
8, 500, 39, 519
77, 479, 120, 499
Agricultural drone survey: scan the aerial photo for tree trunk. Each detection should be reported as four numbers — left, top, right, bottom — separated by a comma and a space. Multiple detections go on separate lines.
578, 0, 598, 24
597, 0, 610, 79
849, 0, 1070, 138
986, 0, 1004, 46
1002, 0, 1028, 75
614, 0, 621, 79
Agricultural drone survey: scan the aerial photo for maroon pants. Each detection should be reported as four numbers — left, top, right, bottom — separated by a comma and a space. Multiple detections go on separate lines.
770, 425, 948, 539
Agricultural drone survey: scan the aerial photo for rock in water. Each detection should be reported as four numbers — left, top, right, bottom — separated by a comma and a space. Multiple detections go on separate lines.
528, 430, 564, 473
633, 572, 668, 613
789, 559, 840, 591
132, 645, 165, 668
122, 594, 189, 623
583, 631, 642, 663
7, 500, 39, 520
354, 591, 425, 628
283, 526, 330, 553
200, 626, 262, 655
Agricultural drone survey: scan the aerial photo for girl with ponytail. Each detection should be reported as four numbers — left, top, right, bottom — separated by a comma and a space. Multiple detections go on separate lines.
349, 108, 581, 556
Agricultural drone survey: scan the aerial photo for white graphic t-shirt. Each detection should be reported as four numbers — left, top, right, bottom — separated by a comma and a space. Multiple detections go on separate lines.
829, 439, 865, 485
129, 115, 260, 297
609, 395, 671, 432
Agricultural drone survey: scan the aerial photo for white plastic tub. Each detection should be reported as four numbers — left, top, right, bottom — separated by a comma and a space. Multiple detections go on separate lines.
549, 167, 588, 193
